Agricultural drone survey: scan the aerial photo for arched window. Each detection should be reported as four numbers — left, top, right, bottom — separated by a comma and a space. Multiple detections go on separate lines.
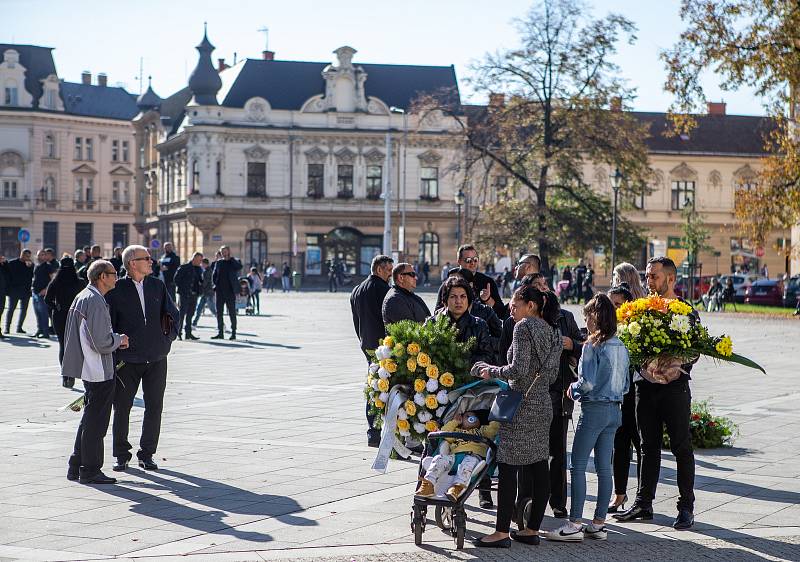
418, 232, 439, 266
245, 229, 268, 269
44, 175, 56, 201
44, 134, 56, 158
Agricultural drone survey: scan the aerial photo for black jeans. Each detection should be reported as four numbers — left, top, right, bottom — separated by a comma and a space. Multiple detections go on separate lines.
613, 388, 641, 495
112, 358, 168, 462
215, 292, 237, 334
178, 293, 198, 336
5, 294, 29, 331
548, 397, 570, 512
69, 378, 115, 477
635, 380, 695, 511
495, 460, 549, 533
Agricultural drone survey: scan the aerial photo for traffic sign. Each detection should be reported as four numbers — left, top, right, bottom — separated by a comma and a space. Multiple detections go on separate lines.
150, 239, 161, 249
17, 229, 30, 243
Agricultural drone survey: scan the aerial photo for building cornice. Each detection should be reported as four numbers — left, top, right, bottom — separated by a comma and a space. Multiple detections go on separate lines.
0, 109, 134, 129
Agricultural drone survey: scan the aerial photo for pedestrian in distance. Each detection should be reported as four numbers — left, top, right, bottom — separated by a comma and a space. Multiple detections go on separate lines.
31, 249, 55, 338
247, 267, 263, 314
0, 255, 10, 339
211, 245, 242, 340
281, 262, 292, 293
174, 252, 203, 340
192, 257, 217, 326
5, 248, 34, 334
45, 256, 86, 387
159, 242, 180, 303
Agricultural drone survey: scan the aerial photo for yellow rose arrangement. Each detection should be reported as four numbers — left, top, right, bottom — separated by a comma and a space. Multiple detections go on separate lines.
406, 358, 417, 372
397, 419, 410, 431
379, 358, 397, 373
426, 364, 439, 379
383, 336, 394, 348
425, 420, 439, 433
407, 342, 420, 355
377, 378, 390, 392
440, 372, 455, 387
374, 399, 385, 409
417, 352, 431, 368
425, 394, 439, 410
414, 379, 426, 393
393, 343, 405, 357
405, 400, 417, 416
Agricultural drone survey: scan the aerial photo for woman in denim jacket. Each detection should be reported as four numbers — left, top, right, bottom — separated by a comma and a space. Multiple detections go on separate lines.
546, 294, 630, 542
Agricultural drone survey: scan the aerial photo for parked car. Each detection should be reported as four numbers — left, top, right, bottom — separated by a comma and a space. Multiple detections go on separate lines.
719, 273, 765, 303
744, 279, 784, 307
784, 275, 800, 308
675, 275, 714, 301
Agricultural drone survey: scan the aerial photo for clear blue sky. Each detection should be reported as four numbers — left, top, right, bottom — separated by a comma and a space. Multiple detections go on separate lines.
5, 0, 763, 115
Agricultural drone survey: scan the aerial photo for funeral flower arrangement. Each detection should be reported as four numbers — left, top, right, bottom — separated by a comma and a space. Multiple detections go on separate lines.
365, 315, 475, 441
616, 295, 765, 376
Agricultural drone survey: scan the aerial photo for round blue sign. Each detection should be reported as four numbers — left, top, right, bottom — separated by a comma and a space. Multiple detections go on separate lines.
17, 229, 30, 243
150, 239, 161, 249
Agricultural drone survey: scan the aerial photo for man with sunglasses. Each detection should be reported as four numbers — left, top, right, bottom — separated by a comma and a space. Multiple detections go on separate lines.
382, 262, 430, 326
456, 245, 508, 320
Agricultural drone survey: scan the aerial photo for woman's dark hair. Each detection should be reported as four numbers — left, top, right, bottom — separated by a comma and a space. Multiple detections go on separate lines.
608, 285, 633, 303
443, 277, 474, 306
512, 285, 560, 327
446, 266, 474, 283
584, 293, 618, 345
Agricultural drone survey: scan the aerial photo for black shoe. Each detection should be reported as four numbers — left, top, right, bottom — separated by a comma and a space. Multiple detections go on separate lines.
16, 328, 26, 334
479, 490, 494, 509
177, 333, 183, 340
673, 508, 694, 530
613, 503, 654, 522
229, 333, 236, 340
112, 458, 129, 472
510, 530, 540, 545
211, 333, 224, 339
67, 468, 79, 481
62, 376, 75, 389
138, 457, 159, 471
474, 536, 511, 548
552, 507, 568, 519
608, 494, 628, 514
0, 331, 5, 339
185, 333, 200, 340
79, 472, 117, 484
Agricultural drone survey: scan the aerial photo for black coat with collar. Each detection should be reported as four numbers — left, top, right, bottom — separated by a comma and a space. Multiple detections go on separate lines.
350, 274, 391, 352
382, 286, 431, 326
426, 310, 494, 367
105, 276, 179, 364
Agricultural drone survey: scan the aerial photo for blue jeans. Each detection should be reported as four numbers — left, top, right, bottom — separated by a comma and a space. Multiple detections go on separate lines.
570, 401, 621, 522
32, 292, 50, 336
192, 294, 216, 324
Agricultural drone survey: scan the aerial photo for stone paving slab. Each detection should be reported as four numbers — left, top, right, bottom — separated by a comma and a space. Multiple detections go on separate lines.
0, 293, 798, 561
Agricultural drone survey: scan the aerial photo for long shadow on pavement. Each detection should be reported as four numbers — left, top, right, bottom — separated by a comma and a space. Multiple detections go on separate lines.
200, 340, 301, 350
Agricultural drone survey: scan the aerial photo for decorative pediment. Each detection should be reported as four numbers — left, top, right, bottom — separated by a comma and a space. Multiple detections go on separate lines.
733, 163, 757, 180
304, 146, 327, 164
71, 163, 97, 175
110, 165, 134, 176
417, 150, 442, 166
244, 144, 270, 160
334, 147, 356, 164
244, 97, 271, 123
708, 170, 722, 189
363, 148, 385, 164
669, 162, 697, 181
0, 150, 24, 174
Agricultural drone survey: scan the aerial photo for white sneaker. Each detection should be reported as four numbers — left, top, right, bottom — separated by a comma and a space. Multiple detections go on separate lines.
545, 521, 584, 542
583, 523, 607, 540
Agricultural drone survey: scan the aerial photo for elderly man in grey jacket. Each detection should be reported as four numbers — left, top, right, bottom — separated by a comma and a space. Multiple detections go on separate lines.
63, 260, 128, 485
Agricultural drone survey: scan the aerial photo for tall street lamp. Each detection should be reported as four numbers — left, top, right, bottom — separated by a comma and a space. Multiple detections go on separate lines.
610, 168, 623, 270
454, 188, 465, 248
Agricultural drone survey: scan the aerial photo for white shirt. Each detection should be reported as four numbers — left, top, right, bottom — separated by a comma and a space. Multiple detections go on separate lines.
133, 278, 146, 324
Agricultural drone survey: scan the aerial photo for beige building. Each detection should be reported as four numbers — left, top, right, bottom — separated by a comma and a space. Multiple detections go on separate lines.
0, 44, 139, 257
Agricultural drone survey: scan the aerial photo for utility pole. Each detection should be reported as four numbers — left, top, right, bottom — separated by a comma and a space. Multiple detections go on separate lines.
383, 132, 393, 255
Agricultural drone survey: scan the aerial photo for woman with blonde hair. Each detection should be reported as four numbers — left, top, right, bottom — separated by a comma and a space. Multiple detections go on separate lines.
612, 262, 647, 299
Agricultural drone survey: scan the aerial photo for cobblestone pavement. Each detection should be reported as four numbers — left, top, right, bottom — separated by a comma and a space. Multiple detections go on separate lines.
0, 292, 798, 561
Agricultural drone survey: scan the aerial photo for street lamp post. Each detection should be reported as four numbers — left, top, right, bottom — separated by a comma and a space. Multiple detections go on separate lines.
454, 188, 465, 248
610, 168, 623, 270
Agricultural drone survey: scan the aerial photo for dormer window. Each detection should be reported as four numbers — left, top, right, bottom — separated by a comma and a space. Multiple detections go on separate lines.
4, 82, 18, 106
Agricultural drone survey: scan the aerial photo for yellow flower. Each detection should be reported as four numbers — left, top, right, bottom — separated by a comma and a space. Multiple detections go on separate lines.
377, 378, 390, 392
393, 343, 405, 357
425, 394, 439, 410
417, 352, 431, 368
405, 400, 417, 416
407, 342, 420, 356
374, 399, 385, 409
426, 364, 439, 379
414, 379, 426, 393
384, 359, 397, 373
425, 420, 439, 433
407, 358, 418, 372
440, 372, 455, 387
397, 419, 410, 431
383, 336, 394, 348
715, 335, 733, 357
668, 300, 694, 316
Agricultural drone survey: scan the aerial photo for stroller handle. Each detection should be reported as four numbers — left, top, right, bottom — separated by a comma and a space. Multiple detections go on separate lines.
426, 431, 498, 454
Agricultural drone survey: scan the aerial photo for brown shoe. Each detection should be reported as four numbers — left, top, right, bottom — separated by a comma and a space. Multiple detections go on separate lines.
415, 479, 435, 497
446, 484, 466, 501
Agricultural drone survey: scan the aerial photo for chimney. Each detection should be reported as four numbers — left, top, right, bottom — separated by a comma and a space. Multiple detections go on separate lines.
97, 73, 107, 87
707, 101, 726, 115
489, 93, 505, 108
610, 96, 622, 112
217, 58, 229, 72
81, 71, 91, 85
262, 50, 275, 61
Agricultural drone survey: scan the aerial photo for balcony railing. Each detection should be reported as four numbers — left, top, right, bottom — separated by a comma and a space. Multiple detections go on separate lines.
0, 198, 25, 208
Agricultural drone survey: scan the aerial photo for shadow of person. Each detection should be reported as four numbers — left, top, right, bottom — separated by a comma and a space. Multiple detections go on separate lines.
3, 336, 51, 348
201, 340, 301, 350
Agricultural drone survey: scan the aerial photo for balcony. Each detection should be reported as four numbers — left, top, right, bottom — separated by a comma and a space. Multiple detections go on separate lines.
74, 201, 96, 211
366, 188, 382, 200
111, 203, 132, 212
0, 198, 26, 208
336, 189, 354, 199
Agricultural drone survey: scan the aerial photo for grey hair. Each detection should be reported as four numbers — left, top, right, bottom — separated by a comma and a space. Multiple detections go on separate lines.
122, 245, 149, 269
612, 262, 647, 299
87, 260, 113, 284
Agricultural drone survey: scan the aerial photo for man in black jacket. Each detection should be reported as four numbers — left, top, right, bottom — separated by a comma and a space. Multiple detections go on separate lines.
5, 248, 33, 334
350, 254, 393, 447
31, 249, 54, 338
382, 263, 430, 326
457, 244, 507, 320
212, 245, 242, 340
0, 255, 9, 338
174, 252, 203, 340
159, 242, 180, 302
109, 247, 124, 273
107, 245, 178, 472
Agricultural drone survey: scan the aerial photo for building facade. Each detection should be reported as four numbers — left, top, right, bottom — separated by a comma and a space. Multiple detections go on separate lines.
0, 45, 139, 258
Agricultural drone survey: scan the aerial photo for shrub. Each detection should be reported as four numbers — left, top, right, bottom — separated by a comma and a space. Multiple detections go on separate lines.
662, 399, 738, 449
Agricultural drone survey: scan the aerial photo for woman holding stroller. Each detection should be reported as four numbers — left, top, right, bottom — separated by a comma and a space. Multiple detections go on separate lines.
471, 285, 563, 547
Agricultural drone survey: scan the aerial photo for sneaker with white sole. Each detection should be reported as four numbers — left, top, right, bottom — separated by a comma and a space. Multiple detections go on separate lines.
545, 521, 584, 542
583, 523, 607, 540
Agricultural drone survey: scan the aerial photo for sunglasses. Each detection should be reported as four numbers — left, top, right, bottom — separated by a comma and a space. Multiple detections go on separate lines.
462, 257, 479, 264
400, 271, 418, 278
131, 257, 151, 262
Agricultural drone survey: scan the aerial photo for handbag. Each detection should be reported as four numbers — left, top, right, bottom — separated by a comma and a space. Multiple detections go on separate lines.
160, 310, 175, 337
489, 375, 539, 423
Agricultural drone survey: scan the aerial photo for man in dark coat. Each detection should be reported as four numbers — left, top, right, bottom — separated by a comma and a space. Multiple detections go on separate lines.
31, 249, 55, 338
174, 252, 203, 340
5, 248, 33, 334
350, 254, 393, 447
211, 245, 242, 340
106, 245, 178, 473
109, 247, 124, 273
0, 255, 9, 338
382, 262, 430, 326
437, 244, 508, 320
159, 242, 180, 302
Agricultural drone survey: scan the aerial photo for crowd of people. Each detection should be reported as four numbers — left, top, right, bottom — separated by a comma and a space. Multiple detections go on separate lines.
351, 244, 700, 546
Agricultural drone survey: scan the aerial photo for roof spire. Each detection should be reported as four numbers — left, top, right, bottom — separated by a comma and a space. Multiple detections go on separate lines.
136, 76, 162, 110
189, 25, 222, 105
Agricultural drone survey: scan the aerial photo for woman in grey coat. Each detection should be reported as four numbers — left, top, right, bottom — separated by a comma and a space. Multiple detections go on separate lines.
472, 285, 563, 548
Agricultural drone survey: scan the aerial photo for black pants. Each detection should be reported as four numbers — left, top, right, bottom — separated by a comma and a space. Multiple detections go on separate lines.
178, 293, 198, 336
112, 358, 168, 462
0, 294, 5, 333
548, 398, 570, 512
70, 378, 115, 477
613, 388, 641, 495
635, 380, 695, 511
5, 294, 29, 331
215, 292, 237, 334
496, 460, 549, 533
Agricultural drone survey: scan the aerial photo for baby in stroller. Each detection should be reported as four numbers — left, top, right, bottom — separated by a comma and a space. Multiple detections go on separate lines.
415, 411, 499, 501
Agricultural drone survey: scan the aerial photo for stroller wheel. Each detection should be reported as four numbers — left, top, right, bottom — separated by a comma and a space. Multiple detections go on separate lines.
412, 504, 425, 546
515, 496, 532, 531
435, 505, 452, 531
453, 508, 466, 550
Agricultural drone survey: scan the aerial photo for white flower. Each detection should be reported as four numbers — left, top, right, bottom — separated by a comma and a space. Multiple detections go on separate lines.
628, 321, 642, 337
669, 314, 691, 334
417, 410, 432, 423
378, 367, 390, 380
375, 345, 392, 360
651, 318, 663, 327
397, 409, 408, 420
399, 428, 410, 437
413, 422, 426, 434
425, 378, 439, 393
370, 379, 379, 391
369, 363, 380, 374
436, 390, 449, 405
379, 392, 389, 403
436, 406, 446, 417
414, 392, 426, 406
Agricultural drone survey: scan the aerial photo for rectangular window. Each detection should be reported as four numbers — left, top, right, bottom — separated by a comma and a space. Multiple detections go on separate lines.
45, 89, 56, 109
421, 166, 439, 199
633, 186, 645, 210
366, 165, 382, 199
247, 162, 267, 197
670, 180, 695, 210
111, 140, 119, 162
307, 163, 324, 198
85, 178, 94, 202
85, 138, 94, 161
112, 180, 120, 203
2, 180, 18, 198
74, 178, 84, 201
122, 141, 129, 162
337, 164, 353, 198
4, 87, 18, 106
122, 180, 130, 203
43, 221, 58, 252
112, 223, 128, 248
74, 137, 83, 160
215, 161, 221, 194
75, 222, 93, 249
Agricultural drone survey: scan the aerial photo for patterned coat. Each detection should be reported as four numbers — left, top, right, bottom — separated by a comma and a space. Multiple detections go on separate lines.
486, 317, 562, 465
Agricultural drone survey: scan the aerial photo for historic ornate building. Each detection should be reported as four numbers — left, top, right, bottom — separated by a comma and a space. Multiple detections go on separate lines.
135, 31, 465, 277
0, 44, 138, 257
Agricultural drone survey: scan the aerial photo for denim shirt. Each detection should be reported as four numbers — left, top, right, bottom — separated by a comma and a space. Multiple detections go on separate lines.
570, 336, 630, 403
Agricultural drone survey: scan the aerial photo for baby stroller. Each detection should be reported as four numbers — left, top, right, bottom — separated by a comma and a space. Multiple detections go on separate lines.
236, 277, 254, 316
411, 379, 507, 550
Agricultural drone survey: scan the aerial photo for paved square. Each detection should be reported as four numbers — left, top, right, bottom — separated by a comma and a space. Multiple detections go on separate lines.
0, 292, 799, 561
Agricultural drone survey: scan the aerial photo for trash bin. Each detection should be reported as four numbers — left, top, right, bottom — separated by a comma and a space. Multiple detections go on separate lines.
292, 271, 301, 291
